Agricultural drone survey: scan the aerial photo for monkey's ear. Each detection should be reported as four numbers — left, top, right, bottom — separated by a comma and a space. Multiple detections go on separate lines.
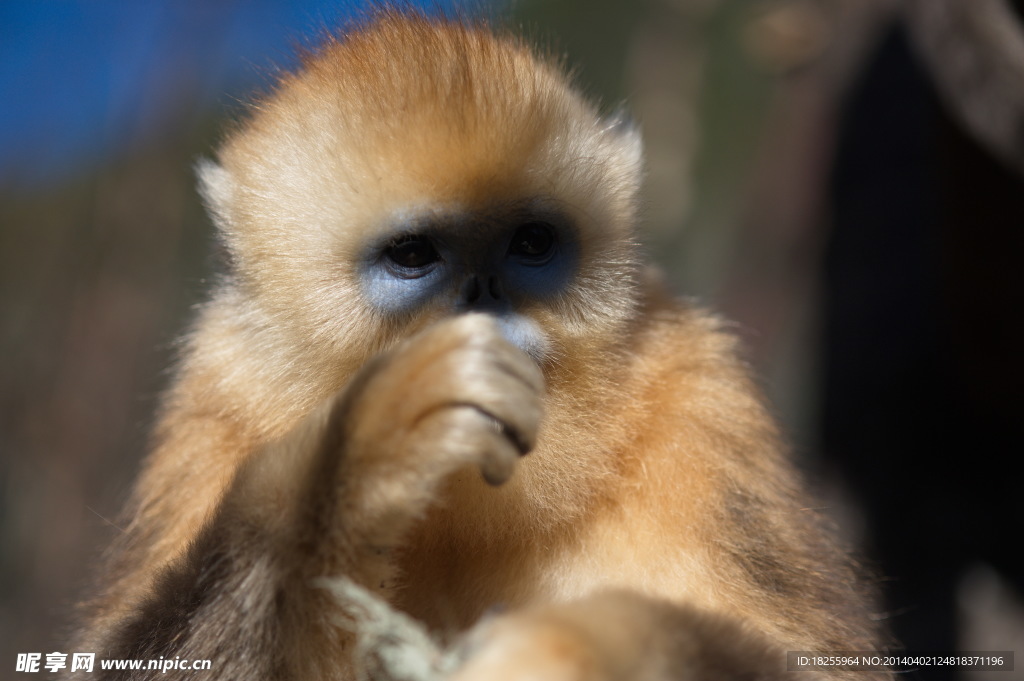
196, 158, 235, 233
603, 110, 644, 173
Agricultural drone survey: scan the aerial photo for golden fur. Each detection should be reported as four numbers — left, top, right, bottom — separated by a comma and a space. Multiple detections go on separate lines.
71, 12, 887, 680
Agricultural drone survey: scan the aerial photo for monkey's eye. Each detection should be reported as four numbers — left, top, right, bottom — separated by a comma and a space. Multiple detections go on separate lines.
385, 235, 440, 273
508, 222, 556, 263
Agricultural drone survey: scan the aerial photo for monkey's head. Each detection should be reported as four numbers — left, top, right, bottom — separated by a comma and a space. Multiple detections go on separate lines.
199, 14, 644, 382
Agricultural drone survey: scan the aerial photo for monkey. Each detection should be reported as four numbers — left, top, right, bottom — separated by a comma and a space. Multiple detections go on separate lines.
69, 10, 890, 681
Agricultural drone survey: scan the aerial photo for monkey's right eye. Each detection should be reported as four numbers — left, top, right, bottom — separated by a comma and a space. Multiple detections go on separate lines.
385, 235, 441, 274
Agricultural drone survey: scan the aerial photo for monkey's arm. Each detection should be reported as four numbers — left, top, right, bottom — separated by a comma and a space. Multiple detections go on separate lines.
80, 315, 542, 680
449, 591, 799, 681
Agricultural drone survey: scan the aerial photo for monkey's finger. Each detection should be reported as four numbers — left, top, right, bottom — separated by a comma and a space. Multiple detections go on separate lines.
420, 405, 523, 486
419, 314, 545, 394
444, 357, 542, 456
476, 415, 522, 487
482, 338, 545, 396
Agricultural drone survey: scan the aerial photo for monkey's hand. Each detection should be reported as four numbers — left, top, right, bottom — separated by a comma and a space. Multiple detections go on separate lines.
336, 313, 544, 548
87, 315, 542, 680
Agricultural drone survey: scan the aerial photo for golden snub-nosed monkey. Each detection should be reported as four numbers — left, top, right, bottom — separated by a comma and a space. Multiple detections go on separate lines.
70, 10, 889, 681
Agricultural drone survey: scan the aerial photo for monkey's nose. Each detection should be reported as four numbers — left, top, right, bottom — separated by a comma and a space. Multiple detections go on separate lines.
460, 274, 503, 306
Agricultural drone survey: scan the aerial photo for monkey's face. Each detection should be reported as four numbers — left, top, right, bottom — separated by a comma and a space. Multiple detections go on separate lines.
200, 18, 644, 379
356, 199, 578, 361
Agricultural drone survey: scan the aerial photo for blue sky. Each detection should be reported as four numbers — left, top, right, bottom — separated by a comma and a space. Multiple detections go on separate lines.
0, 0, 485, 186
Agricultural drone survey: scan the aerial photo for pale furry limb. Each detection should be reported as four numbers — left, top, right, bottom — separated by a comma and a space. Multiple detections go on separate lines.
316, 577, 463, 681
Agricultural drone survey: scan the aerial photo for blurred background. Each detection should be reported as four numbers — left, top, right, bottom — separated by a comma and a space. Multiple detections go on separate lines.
1, 1, 1022, 679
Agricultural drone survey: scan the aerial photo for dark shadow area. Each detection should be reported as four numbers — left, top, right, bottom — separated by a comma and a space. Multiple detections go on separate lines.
823, 24, 1024, 681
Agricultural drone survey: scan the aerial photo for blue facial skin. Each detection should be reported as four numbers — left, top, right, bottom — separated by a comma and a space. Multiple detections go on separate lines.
357, 204, 579, 319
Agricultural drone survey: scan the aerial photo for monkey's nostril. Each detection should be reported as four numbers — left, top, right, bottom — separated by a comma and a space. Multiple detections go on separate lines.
463, 275, 482, 304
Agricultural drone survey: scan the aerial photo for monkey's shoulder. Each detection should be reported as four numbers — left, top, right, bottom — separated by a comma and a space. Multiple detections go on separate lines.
605, 287, 775, 444
628, 285, 750, 380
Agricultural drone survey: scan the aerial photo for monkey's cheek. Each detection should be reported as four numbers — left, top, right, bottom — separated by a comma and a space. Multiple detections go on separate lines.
492, 313, 550, 363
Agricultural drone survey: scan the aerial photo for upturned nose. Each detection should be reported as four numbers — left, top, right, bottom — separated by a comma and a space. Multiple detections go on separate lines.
460, 274, 504, 306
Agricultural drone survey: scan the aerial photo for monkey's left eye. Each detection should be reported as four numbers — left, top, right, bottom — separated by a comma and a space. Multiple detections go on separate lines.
385, 235, 440, 274
508, 222, 556, 263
